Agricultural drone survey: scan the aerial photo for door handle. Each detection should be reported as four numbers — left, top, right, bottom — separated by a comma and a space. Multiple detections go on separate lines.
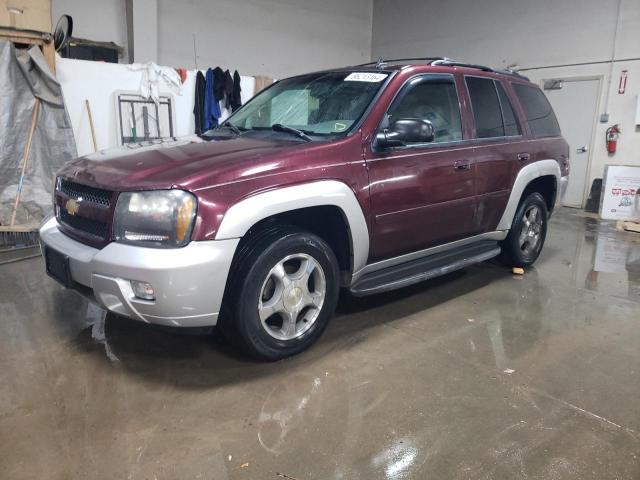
517, 153, 531, 161
577, 146, 588, 153
454, 160, 470, 171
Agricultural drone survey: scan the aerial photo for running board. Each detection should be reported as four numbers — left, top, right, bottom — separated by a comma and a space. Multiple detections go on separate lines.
350, 241, 501, 296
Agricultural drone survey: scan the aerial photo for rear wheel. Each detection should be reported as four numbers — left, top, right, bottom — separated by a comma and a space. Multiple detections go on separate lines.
223, 226, 340, 360
500, 192, 548, 267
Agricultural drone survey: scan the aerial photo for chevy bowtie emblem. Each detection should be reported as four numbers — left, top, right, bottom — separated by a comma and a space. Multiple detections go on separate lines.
65, 199, 80, 216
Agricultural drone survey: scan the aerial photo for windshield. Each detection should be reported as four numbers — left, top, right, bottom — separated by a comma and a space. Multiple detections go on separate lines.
226, 71, 389, 136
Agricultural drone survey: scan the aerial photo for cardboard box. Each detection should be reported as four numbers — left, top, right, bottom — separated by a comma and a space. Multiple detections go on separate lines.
0, 0, 51, 33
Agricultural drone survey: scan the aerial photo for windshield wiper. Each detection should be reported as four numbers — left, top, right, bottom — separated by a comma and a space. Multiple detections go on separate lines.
219, 122, 242, 135
271, 124, 312, 142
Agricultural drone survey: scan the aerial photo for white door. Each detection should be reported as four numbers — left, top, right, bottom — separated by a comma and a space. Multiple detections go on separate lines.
544, 78, 600, 208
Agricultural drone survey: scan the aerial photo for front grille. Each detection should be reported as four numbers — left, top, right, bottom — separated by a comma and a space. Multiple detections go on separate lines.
56, 179, 114, 244
59, 179, 112, 207
59, 210, 108, 239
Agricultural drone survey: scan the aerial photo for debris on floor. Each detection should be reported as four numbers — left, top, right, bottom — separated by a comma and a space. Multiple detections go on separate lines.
276, 473, 300, 480
504, 368, 516, 374
512, 267, 525, 275
617, 220, 640, 233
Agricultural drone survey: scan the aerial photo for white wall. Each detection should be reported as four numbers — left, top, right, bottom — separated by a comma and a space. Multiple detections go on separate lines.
157, 0, 373, 78
52, 0, 128, 55
372, 0, 640, 192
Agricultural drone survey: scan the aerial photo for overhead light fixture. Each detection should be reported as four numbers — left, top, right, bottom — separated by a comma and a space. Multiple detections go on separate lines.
7, 6, 24, 14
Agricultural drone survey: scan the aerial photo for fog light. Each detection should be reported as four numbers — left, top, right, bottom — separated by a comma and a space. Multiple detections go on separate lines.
131, 281, 155, 300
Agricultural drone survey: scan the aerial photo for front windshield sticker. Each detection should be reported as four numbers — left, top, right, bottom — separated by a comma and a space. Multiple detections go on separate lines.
344, 72, 388, 83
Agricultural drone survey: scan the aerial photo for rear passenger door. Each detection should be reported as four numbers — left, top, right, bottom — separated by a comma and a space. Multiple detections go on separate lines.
464, 76, 529, 232
365, 74, 476, 261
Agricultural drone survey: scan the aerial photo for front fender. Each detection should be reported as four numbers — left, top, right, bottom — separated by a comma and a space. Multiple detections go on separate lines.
215, 180, 370, 274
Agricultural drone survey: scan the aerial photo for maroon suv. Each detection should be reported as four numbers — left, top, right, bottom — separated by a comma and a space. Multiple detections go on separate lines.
40, 57, 569, 360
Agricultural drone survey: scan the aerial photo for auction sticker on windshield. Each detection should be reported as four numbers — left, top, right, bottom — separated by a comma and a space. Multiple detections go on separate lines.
344, 72, 388, 82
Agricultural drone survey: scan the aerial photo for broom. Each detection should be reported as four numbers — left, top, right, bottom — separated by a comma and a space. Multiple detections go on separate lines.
0, 99, 41, 250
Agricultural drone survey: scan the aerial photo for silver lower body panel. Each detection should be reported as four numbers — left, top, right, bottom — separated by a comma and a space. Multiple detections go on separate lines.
39, 217, 238, 327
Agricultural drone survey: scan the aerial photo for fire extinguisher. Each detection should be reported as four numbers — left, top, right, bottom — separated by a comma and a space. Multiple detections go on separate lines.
606, 124, 621, 154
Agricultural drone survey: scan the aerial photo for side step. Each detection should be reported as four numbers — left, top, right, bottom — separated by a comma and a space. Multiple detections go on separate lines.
350, 241, 501, 296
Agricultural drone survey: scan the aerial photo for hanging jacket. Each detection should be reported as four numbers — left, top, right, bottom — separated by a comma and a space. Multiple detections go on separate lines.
193, 71, 206, 134
203, 68, 221, 131
231, 70, 242, 112
223, 69, 234, 110
212, 67, 225, 102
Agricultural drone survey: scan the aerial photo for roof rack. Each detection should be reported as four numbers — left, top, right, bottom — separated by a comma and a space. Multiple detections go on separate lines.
431, 59, 529, 80
351, 57, 529, 80
353, 57, 446, 68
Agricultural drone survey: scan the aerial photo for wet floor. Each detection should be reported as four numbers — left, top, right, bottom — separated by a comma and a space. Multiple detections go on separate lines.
1, 207, 639, 479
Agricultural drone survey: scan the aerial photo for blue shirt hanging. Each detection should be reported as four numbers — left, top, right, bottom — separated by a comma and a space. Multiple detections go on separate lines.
203, 68, 221, 131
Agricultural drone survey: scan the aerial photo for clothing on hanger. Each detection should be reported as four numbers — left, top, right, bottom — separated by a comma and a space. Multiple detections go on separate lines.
212, 67, 225, 102
231, 70, 242, 112
223, 69, 234, 110
193, 70, 206, 134
203, 68, 221, 130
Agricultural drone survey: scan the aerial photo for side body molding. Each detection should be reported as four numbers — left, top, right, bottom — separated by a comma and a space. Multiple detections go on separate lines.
215, 180, 370, 274
496, 159, 561, 231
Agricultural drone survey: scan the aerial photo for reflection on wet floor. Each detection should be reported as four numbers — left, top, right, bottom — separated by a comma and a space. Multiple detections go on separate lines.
1, 207, 639, 479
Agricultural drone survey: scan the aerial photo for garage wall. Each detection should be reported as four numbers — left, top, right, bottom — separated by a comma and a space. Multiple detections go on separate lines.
371, 0, 638, 68
51, 0, 128, 51
372, 0, 640, 195
157, 0, 373, 78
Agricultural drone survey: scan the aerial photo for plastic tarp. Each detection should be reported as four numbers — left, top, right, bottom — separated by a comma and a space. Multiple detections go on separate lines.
0, 41, 76, 227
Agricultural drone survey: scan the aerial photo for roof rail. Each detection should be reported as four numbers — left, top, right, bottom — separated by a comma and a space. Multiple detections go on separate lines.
430, 59, 493, 71
350, 57, 530, 80
431, 59, 530, 80
353, 57, 446, 69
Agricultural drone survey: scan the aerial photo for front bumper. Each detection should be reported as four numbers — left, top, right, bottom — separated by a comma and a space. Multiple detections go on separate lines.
39, 217, 239, 327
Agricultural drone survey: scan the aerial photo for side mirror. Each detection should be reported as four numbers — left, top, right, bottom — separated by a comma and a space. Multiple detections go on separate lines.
376, 118, 435, 149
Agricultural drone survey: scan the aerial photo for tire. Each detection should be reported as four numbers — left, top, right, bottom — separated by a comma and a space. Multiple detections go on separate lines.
222, 226, 340, 361
500, 192, 548, 268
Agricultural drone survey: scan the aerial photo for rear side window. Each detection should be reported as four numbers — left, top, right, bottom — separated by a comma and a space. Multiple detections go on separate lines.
513, 84, 561, 137
495, 82, 520, 136
465, 77, 504, 138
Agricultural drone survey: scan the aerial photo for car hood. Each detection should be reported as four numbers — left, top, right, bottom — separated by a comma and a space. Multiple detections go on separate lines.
57, 135, 312, 191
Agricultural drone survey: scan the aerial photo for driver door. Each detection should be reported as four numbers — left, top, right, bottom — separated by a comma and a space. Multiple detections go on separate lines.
365, 74, 477, 261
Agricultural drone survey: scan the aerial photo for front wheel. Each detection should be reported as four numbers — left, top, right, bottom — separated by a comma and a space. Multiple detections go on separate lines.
500, 192, 548, 267
224, 227, 340, 360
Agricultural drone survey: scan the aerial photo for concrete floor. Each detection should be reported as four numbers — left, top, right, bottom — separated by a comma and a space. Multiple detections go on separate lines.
1, 207, 639, 479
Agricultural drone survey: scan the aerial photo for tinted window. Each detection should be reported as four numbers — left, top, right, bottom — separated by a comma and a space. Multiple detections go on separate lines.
466, 77, 504, 138
513, 84, 561, 137
387, 75, 462, 144
496, 82, 520, 136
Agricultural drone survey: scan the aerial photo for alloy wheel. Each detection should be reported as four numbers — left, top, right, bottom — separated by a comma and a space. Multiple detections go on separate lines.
258, 253, 326, 341
519, 205, 543, 256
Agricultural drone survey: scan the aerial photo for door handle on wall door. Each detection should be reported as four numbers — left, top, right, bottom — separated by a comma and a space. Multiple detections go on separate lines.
577, 146, 588, 153
454, 160, 470, 171
516, 153, 531, 161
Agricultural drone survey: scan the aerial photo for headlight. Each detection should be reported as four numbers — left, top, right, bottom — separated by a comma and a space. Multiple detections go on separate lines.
113, 190, 197, 248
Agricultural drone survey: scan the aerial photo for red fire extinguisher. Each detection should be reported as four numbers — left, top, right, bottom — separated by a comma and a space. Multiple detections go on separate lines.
606, 124, 621, 154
